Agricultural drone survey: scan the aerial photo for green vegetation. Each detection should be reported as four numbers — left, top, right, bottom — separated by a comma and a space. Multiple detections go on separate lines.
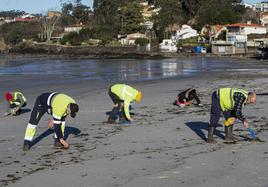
60, 28, 93, 46
0, 0, 255, 48
93, 0, 246, 42
135, 38, 149, 46
0, 10, 25, 18
0, 22, 39, 45
60, 0, 92, 25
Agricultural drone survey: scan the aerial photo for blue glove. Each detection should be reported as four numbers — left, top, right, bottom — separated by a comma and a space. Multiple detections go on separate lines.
247, 128, 256, 139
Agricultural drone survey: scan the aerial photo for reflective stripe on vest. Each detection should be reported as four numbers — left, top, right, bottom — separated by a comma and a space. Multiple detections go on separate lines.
47, 92, 58, 114
9, 92, 26, 104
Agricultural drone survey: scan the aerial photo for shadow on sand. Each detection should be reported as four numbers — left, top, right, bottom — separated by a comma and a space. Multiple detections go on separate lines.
20, 108, 31, 115
31, 126, 81, 147
185, 122, 225, 141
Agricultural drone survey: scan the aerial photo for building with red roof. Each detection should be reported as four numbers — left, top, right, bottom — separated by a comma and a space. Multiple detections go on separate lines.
225, 22, 266, 36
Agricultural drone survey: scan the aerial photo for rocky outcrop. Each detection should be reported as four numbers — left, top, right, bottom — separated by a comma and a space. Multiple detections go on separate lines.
9, 41, 160, 58
0, 37, 8, 53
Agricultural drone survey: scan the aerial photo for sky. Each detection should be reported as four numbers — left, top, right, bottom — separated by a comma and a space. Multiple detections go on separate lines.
0, 0, 93, 14
0, 0, 264, 14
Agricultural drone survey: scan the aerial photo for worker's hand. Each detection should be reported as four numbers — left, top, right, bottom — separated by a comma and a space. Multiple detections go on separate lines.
60, 139, 70, 149
11, 108, 18, 115
243, 120, 249, 129
47, 120, 54, 129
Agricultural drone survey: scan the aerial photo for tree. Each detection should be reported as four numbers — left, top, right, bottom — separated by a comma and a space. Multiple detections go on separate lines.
153, 0, 184, 41
39, 16, 59, 41
72, 0, 91, 23
195, 0, 245, 29
118, 1, 145, 34
0, 10, 25, 18
93, 0, 104, 10
0, 22, 40, 45
60, 0, 92, 25
93, 0, 123, 39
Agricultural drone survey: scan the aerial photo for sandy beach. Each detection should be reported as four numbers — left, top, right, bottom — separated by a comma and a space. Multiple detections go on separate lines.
0, 60, 268, 187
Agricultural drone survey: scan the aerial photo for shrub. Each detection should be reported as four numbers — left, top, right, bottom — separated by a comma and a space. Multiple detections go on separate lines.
135, 38, 149, 46
0, 22, 39, 45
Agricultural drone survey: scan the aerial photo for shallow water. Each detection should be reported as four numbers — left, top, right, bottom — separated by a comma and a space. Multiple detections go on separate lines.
0, 56, 266, 81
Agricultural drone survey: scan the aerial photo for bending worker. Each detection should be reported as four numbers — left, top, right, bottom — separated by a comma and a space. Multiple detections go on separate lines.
208, 88, 256, 144
23, 92, 79, 151
108, 84, 142, 124
173, 88, 202, 107
4, 92, 27, 116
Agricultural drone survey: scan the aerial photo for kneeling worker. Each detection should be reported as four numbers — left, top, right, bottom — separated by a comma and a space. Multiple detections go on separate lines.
4, 92, 27, 116
23, 92, 79, 151
108, 84, 142, 124
173, 88, 202, 107
208, 88, 256, 144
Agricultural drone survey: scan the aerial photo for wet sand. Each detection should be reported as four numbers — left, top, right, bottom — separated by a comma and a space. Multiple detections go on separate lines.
0, 69, 268, 187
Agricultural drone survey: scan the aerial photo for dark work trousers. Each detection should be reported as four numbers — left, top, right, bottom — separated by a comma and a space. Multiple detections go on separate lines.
209, 91, 233, 127
29, 96, 47, 126
108, 88, 124, 120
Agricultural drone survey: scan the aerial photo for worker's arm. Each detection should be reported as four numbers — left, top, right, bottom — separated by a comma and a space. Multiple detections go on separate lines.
233, 92, 247, 122
52, 113, 69, 149
54, 123, 69, 149
193, 94, 201, 105
123, 101, 131, 121
54, 123, 64, 139
4, 101, 12, 116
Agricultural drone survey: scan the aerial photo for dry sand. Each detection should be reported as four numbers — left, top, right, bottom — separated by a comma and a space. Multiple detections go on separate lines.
0, 68, 268, 187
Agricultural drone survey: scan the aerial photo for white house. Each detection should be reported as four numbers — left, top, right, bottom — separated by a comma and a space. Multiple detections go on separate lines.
64, 24, 84, 33
159, 39, 177, 52
171, 25, 198, 40
21, 14, 35, 19
210, 23, 264, 54
252, 2, 268, 12
201, 24, 226, 41
260, 12, 268, 28
118, 32, 147, 45
226, 23, 266, 36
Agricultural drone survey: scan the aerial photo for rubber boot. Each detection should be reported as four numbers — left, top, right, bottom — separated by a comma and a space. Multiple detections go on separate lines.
230, 125, 239, 142
224, 126, 236, 144
108, 107, 119, 124
23, 140, 31, 151
207, 126, 217, 144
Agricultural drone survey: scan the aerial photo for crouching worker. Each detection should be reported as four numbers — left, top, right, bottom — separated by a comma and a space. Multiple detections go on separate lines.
23, 92, 79, 151
208, 88, 256, 144
4, 92, 27, 116
108, 84, 142, 124
173, 88, 202, 107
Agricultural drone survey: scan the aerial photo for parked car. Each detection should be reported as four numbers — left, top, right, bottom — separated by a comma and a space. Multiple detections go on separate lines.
256, 48, 268, 60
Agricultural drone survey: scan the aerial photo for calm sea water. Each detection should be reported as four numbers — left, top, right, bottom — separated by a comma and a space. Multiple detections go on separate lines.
0, 56, 266, 81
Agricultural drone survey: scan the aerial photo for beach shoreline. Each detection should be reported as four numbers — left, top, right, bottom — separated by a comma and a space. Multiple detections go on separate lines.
0, 63, 268, 187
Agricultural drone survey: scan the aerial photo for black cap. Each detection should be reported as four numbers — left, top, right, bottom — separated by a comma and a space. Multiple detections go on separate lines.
70, 103, 79, 118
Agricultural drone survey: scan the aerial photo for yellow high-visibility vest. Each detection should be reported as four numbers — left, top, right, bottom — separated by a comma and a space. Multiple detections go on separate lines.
219, 88, 248, 111
111, 84, 139, 120
51, 94, 76, 119
9, 92, 26, 105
